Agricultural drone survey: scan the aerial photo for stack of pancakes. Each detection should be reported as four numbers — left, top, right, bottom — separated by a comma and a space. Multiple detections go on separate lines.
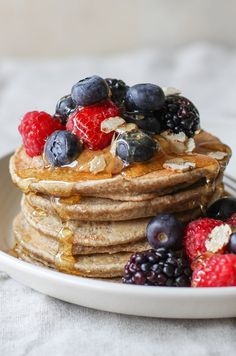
10, 130, 231, 278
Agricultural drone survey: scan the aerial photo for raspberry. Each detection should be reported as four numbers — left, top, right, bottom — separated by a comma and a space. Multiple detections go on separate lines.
192, 254, 236, 287
226, 213, 236, 227
122, 248, 192, 287
183, 218, 223, 262
66, 100, 120, 150
18, 111, 65, 157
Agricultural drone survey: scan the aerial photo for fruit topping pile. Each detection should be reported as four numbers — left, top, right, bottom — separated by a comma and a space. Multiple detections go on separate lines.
123, 197, 236, 287
18, 75, 200, 168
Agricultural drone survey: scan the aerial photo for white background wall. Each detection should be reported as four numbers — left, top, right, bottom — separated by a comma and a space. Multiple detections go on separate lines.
1, 0, 236, 57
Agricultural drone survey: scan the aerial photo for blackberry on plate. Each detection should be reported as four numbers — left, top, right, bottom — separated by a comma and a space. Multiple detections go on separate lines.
147, 214, 184, 250
71, 75, 109, 106
55, 94, 76, 125
45, 130, 83, 167
123, 111, 161, 134
105, 78, 128, 106
122, 248, 192, 286
206, 197, 236, 221
125, 83, 165, 112
116, 129, 158, 164
160, 95, 200, 138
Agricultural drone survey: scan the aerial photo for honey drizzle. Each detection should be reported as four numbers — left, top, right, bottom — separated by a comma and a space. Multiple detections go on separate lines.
10, 199, 77, 273
16, 131, 229, 183
32, 208, 47, 218
44, 200, 78, 274
54, 224, 76, 273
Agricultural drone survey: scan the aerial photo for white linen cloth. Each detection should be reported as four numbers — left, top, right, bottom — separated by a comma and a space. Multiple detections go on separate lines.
1, 43, 236, 355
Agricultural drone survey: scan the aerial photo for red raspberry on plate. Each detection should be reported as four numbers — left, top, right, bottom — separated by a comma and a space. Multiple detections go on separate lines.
191, 254, 236, 287
190, 252, 214, 271
19, 111, 65, 157
183, 218, 225, 262
226, 213, 236, 227
66, 99, 120, 150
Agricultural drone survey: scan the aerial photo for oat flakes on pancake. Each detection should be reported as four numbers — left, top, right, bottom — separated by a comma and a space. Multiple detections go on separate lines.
24, 180, 221, 221
9, 131, 230, 198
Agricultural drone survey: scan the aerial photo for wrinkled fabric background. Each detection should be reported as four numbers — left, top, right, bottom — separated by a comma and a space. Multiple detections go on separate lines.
1, 44, 236, 356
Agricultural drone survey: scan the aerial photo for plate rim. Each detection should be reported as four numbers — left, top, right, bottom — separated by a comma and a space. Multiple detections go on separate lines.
1, 250, 236, 298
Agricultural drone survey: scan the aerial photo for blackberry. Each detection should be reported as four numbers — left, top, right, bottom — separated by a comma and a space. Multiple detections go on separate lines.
122, 248, 192, 287
105, 78, 128, 106
160, 95, 200, 138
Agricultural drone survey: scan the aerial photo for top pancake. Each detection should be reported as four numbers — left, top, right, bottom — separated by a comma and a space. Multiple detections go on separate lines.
10, 130, 231, 198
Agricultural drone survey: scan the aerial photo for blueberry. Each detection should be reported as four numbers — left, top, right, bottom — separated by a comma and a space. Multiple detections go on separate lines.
105, 78, 128, 106
125, 83, 165, 111
123, 111, 161, 134
116, 130, 157, 164
71, 75, 109, 106
206, 197, 236, 221
228, 233, 236, 254
45, 130, 83, 167
55, 94, 76, 124
146, 214, 184, 250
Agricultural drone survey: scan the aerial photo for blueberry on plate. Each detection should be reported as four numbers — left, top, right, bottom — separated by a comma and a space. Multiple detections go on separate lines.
125, 83, 165, 112
228, 233, 236, 254
71, 75, 109, 106
116, 130, 158, 164
55, 94, 76, 124
45, 130, 83, 167
206, 197, 236, 221
105, 78, 128, 106
123, 111, 161, 134
146, 213, 184, 250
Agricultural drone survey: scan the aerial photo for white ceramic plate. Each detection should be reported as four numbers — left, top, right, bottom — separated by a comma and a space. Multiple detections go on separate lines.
1, 153, 236, 319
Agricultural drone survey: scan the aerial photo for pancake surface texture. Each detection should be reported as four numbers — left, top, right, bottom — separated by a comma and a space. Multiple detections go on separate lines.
10, 131, 230, 197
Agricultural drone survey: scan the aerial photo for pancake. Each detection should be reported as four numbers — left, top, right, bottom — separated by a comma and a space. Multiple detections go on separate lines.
12, 179, 224, 278
24, 181, 222, 221
9, 131, 230, 198
14, 213, 151, 255
13, 214, 137, 278
10, 126, 231, 279
22, 196, 152, 246
16, 247, 128, 278
22, 194, 217, 248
